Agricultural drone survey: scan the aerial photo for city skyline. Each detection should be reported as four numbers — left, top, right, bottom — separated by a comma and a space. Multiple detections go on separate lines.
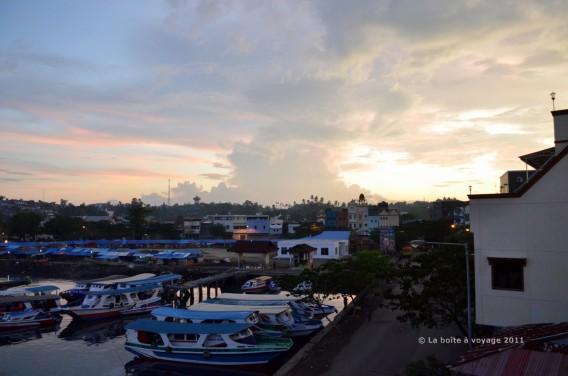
1, 1, 567, 205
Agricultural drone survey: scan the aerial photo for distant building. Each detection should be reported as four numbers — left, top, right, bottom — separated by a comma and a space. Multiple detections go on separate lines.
469, 108, 568, 327
182, 218, 201, 238
348, 201, 369, 235
270, 216, 284, 235
378, 208, 400, 228
452, 206, 470, 226
324, 208, 348, 230
500, 170, 536, 193
205, 214, 248, 233
429, 199, 467, 221
274, 231, 350, 268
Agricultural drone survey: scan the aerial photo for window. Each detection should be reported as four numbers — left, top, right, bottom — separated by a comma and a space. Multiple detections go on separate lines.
281, 247, 288, 255
320, 247, 329, 256
488, 257, 526, 291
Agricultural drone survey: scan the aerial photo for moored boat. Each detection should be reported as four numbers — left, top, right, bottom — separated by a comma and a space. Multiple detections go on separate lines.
66, 273, 181, 320
0, 309, 61, 331
124, 320, 293, 365
193, 302, 322, 336
60, 275, 127, 304
152, 307, 283, 337
241, 276, 273, 294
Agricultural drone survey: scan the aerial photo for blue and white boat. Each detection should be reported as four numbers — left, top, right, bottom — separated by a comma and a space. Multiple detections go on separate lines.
193, 302, 322, 336
152, 307, 283, 337
124, 320, 293, 365
60, 275, 127, 304
66, 274, 181, 320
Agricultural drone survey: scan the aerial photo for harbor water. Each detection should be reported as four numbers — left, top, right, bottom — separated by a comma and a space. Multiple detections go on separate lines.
0, 279, 348, 376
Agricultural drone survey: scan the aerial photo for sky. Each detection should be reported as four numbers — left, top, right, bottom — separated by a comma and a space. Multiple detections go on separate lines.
1, 0, 567, 205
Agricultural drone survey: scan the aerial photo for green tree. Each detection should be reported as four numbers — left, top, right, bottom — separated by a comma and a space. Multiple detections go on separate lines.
8, 212, 43, 240
43, 215, 85, 240
385, 246, 472, 336
127, 198, 151, 239
282, 251, 394, 303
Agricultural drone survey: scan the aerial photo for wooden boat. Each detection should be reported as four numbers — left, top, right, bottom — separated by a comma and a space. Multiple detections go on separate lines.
60, 275, 127, 304
193, 302, 322, 336
124, 320, 293, 365
66, 274, 180, 320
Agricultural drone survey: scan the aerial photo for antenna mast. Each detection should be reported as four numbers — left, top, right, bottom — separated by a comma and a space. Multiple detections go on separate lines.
551, 92, 556, 111
167, 178, 171, 206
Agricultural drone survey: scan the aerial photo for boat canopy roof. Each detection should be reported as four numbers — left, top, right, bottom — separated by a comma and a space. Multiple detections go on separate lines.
94, 273, 155, 285
192, 302, 289, 314
126, 319, 252, 334
75, 275, 126, 285
86, 284, 161, 296
0, 284, 59, 296
122, 274, 181, 286
153, 307, 255, 321
219, 292, 303, 302
0, 294, 60, 304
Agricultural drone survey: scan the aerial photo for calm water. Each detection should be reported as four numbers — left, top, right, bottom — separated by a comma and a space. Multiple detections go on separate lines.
0, 279, 348, 376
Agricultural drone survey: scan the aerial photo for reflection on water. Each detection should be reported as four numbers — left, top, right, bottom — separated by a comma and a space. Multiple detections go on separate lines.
0, 279, 351, 376
125, 358, 269, 376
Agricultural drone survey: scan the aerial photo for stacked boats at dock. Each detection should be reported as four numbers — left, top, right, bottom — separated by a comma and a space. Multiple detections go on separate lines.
123, 290, 338, 366
0, 285, 62, 331
65, 273, 181, 320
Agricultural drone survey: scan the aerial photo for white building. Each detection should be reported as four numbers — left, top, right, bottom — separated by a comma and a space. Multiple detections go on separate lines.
182, 218, 201, 237
270, 216, 284, 235
348, 201, 369, 235
205, 214, 247, 233
378, 209, 400, 228
469, 109, 568, 327
274, 231, 350, 268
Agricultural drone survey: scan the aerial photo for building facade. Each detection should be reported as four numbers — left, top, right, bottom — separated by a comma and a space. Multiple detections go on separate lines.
274, 231, 350, 267
348, 202, 369, 235
469, 109, 568, 327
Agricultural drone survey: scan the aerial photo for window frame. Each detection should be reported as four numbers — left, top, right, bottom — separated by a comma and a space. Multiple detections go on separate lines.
487, 257, 527, 292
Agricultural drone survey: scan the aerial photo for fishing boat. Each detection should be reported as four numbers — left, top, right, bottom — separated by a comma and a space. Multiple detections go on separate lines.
241, 276, 274, 294
60, 275, 127, 304
124, 320, 293, 365
66, 273, 181, 320
152, 307, 282, 337
194, 302, 322, 336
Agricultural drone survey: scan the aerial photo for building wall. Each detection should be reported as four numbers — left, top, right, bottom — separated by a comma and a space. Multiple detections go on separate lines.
378, 210, 400, 228
470, 155, 568, 327
276, 238, 349, 260
348, 203, 369, 234
246, 215, 270, 234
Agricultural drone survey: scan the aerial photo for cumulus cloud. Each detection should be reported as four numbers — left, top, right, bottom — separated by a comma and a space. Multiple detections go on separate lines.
2, 0, 568, 203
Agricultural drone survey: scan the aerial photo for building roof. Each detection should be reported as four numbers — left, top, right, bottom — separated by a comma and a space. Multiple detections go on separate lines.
289, 244, 317, 254
308, 231, 351, 241
519, 147, 555, 169
152, 307, 255, 321
469, 144, 568, 200
452, 348, 568, 376
452, 322, 568, 373
228, 240, 277, 254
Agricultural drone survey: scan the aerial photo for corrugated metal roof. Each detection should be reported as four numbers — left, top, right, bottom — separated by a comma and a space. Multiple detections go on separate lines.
306, 231, 350, 241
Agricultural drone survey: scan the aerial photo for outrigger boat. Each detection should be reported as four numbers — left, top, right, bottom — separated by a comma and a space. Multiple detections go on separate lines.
212, 292, 337, 319
0, 285, 63, 331
152, 307, 283, 337
124, 320, 293, 365
241, 276, 279, 294
66, 274, 181, 320
194, 302, 322, 336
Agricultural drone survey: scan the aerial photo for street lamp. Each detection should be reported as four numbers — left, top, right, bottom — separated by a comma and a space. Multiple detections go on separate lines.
410, 239, 473, 349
